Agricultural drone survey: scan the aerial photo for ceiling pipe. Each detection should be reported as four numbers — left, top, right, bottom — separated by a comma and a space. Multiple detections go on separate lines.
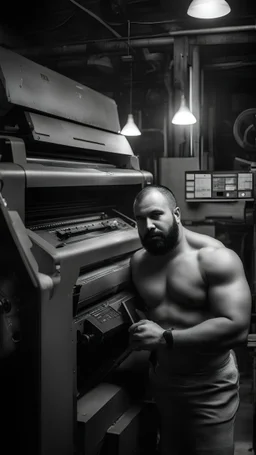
89, 36, 174, 52
15, 43, 89, 58
170, 24, 256, 36
14, 24, 256, 59
204, 61, 256, 70
14, 37, 175, 59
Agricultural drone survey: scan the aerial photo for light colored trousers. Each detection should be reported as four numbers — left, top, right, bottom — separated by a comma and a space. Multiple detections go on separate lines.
150, 351, 240, 455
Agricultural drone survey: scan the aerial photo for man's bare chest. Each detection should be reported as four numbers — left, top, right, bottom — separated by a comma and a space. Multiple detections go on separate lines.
134, 254, 207, 309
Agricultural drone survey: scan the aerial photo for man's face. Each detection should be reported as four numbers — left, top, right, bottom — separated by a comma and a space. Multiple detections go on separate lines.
134, 190, 180, 256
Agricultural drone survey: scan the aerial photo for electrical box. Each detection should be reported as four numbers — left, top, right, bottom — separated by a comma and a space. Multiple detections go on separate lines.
185, 171, 254, 202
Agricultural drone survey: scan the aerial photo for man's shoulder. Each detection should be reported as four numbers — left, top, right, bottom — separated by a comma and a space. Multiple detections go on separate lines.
131, 248, 146, 267
198, 245, 236, 262
198, 246, 243, 279
184, 227, 224, 250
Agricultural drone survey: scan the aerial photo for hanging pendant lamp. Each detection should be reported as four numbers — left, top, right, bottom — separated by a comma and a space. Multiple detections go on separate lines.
172, 94, 197, 125
121, 114, 141, 136
121, 21, 141, 137
187, 0, 231, 19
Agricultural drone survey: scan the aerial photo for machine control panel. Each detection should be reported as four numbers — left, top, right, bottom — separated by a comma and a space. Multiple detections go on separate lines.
185, 171, 254, 201
90, 302, 120, 324
75, 291, 138, 342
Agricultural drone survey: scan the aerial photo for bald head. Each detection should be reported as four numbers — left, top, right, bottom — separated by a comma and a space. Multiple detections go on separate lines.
133, 185, 177, 214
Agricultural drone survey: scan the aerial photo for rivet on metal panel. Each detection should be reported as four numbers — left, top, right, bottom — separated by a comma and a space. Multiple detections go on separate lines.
40, 73, 49, 82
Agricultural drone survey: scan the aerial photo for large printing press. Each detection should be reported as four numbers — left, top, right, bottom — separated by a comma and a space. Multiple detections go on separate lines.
0, 46, 153, 455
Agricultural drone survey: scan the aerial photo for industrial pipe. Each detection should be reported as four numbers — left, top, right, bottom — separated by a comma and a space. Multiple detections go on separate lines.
15, 43, 89, 58
170, 24, 256, 36
14, 24, 256, 59
14, 37, 174, 59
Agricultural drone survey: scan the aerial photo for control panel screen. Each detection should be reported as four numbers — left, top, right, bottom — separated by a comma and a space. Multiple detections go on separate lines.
185, 171, 253, 201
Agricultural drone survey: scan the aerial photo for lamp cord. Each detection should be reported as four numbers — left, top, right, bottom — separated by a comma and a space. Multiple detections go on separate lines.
128, 20, 133, 113
128, 19, 130, 56
130, 59, 133, 113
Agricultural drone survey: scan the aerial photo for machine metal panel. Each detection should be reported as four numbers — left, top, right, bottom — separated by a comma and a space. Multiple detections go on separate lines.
77, 383, 130, 455
0, 46, 120, 133
26, 112, 133, 155
0, 194, 39, 286
29, 228, 141, 267
76, 258, 130, 306
0, 163, 26, 220
25, 165, 146, 187
0, 194, 74, 455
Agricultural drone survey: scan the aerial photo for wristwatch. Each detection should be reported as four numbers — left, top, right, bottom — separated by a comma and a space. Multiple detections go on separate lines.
163, 329, 174, 349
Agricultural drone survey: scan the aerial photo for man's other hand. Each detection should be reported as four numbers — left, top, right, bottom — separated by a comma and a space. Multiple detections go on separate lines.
129, 319, 165, 351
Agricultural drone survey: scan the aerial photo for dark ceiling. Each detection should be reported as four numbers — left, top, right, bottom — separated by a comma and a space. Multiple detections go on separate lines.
1, 0, 256, 45
1, 0, 256, 95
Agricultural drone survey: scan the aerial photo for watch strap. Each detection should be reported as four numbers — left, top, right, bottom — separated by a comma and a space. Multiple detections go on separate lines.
163, 329, 174, 349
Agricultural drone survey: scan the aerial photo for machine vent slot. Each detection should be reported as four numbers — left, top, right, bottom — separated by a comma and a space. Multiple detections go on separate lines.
25, 185, 139, 227
25, 142, 118, 165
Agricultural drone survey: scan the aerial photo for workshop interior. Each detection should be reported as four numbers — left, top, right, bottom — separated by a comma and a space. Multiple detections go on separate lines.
0, 0, 256, 454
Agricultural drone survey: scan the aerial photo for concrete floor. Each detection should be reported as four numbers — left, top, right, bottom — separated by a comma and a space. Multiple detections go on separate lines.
234, 374, 254, 455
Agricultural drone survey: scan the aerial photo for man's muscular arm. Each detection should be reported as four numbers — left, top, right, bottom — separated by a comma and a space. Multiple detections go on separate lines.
171, 247, 251, 349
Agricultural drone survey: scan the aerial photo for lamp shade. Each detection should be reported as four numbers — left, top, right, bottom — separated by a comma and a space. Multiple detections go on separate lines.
187, 0, 231, 19
172, 95, 197, 125
120, 114, 141, 136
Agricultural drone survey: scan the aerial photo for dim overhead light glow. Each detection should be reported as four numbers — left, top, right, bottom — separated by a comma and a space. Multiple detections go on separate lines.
187, 0, 231, 19
172, 95, 197, 125
121, 114, 141, 136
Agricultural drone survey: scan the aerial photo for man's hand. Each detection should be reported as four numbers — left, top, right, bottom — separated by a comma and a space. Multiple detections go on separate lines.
129, 319, 165, 351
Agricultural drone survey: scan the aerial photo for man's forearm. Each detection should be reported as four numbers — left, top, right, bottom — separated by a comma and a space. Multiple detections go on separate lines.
171, 317, 247, 350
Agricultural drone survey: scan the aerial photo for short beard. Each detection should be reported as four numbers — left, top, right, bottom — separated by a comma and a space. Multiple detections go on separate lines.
140, 218, 179, 256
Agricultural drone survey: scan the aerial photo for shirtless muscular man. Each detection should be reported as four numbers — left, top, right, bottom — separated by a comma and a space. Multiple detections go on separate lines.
129, 185, 251, 455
